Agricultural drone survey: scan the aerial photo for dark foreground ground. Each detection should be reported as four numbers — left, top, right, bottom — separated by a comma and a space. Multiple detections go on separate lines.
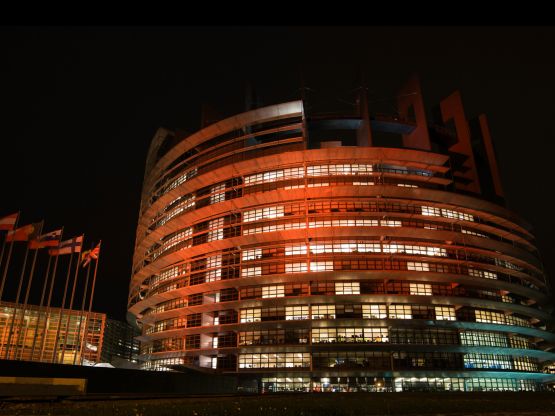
1, 392, 555, 416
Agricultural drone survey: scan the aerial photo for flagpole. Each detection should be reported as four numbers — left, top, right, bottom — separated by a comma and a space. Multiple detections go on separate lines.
29, 254, 51, 361
52, 251, 74, 364
4, 241, 31, 360
13, 222, 45, 360
39, 250, 61, 362
32, 226, 64, 361
60, 237, 84, 365
85, 241, 101, 364
75, 244, 93, 365
0, 232, 7, 276
0, 213, 20, 302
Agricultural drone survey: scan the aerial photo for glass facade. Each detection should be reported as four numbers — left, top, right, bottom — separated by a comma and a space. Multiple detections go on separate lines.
130, 97, 555, 391
0, 301, 105, 364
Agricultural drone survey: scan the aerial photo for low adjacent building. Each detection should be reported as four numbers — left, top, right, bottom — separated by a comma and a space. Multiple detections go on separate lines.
0, 301, 105, 365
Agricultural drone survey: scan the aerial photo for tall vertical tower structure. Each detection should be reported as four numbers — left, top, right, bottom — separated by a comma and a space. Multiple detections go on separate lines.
129, 76, 555, 392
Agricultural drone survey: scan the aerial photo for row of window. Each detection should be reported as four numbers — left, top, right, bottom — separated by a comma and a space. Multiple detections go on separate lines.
239, 304, 455, 323
238, 351, 538, 371
145, 304, 534, 335
260, 377, 539, 392
144, 279, 529, 321
143, 327, 534, 354
147, 217, 529, 280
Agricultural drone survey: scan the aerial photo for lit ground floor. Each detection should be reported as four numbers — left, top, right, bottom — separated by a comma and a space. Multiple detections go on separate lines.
2, 392, 555, 416
236, 371, 555, 393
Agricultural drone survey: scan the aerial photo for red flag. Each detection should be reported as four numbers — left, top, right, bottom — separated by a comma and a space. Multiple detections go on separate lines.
81, 242, 101, 268
0, 213, 18, 231
6, 223, 41, 242
29, 229, 63, 249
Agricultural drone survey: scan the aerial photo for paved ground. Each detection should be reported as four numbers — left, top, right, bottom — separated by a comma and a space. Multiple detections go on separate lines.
1, 392, 554, 415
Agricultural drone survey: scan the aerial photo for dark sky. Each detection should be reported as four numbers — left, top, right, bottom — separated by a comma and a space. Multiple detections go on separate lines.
1, 26, 554, 321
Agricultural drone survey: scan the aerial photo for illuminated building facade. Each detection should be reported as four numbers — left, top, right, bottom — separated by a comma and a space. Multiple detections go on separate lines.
129, 77, 555, 391
101, 318, 140, 365
0, 301, 105, 364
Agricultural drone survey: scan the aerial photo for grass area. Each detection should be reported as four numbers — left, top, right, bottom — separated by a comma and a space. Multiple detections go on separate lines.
1, 392, 555, 416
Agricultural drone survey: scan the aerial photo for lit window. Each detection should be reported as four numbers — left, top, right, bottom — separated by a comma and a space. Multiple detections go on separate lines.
262, 285, 285, 298
241, 267, 262, 277
310, 261, 334, 272
244, 167, 304, 186
468, 268, 498, 280
407, 262, 430, 272
362, 304, 387, 319
435, 306, 456, 321
311, 304, 336, 319
409, 283, 432, 296
308, 219, 379, 228
461, 229, 488, 238
442, 208, 474, 222
380, 220, 402, 227
242, 248, 262, 261
421, 206, 441, 216
207, 217, 224, 242
243, 206, 285, 222
240, 308, 261, 323
335, 282, 360, 295
389, 305, 412, 319
285, 244, 307, 256
205, 255, 222, 282
285, 306, 309, 320
475, 309, 505, 324
243, 221, 304, 235
209, 183, 226, 205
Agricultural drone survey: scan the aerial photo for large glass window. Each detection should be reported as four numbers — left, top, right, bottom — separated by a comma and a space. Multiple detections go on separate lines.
285, 244, 307, 256
240, 308, 261, 323
435, 306, 456, 321
475, 309, 505, 324
407, 262, 430, 272
238, 353, 310, 369
241, 266, 261, 277
285, 306, 309, 320
262, 285, 285, 298
468, 268, 498, 280
362, 304, 387, 319
207, 217, 224, 242
460, 331, 508, 347
389, 305, 412, 319
243, 206, 285, 222
335, 282, 360, 295
310, 261, 334, 272
242, 248, 262, 261
410, 283, 433, 296
209, 183, 226, 205
311, 304, 336, 319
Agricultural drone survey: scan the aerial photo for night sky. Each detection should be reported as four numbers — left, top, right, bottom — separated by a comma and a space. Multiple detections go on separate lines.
1, 27, 554, 321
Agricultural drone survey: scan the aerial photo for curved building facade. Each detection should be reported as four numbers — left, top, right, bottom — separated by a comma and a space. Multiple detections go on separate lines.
129, 77, 555, 392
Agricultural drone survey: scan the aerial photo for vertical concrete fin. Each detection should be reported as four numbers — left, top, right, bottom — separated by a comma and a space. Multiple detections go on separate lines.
478, 114, 504, 198
397, 75, 431, 150
356, 86, 372, 146
440, 90, 481, 194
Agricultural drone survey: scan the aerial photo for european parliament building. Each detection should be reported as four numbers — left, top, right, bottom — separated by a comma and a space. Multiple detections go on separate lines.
129, 77, 555, 392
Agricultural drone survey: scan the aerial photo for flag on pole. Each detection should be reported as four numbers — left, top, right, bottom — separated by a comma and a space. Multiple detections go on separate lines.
81, 242, 101, 268
48, 235, 83, 256
29, 229, 63, 249
6, 223, 41, 242
0, 213, 18, 231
